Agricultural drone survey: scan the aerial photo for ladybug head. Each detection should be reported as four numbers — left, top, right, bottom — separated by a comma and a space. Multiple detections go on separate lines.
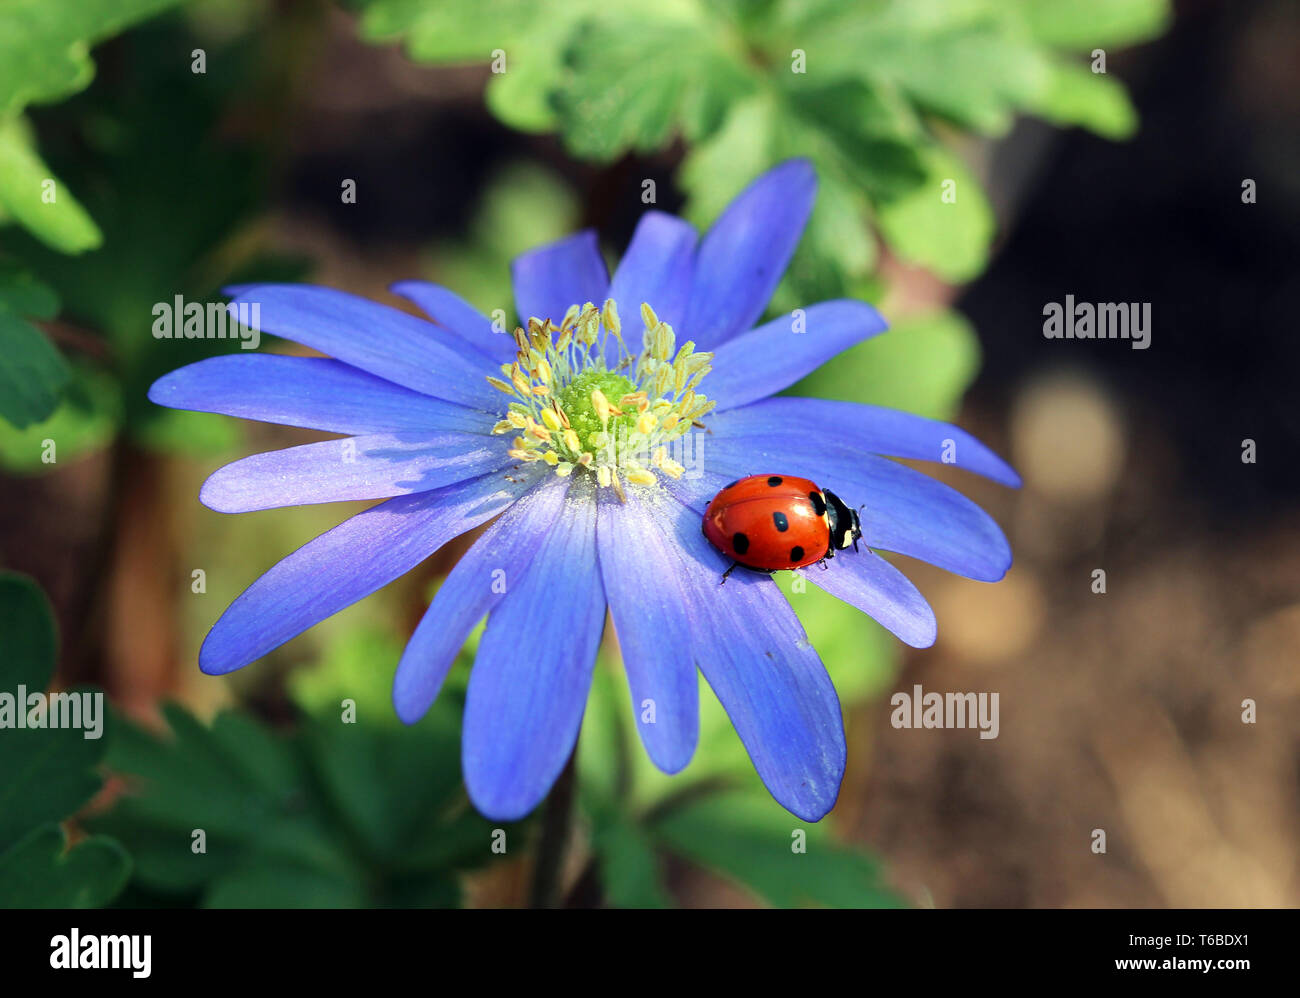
822, 488, 864, 553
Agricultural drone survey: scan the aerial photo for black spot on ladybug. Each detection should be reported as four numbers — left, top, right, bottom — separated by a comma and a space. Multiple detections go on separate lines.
772, 511, 789, 532
808, 491, 826, 516
790, 545, 804, 562
725, 479, 739, 490
732, 532, 750, 554
767, 476, 783, 487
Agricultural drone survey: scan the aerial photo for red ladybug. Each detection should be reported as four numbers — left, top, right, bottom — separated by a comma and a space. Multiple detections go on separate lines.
702, 474, 863, 583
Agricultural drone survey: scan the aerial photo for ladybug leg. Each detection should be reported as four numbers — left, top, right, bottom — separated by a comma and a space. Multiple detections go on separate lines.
817, 558, 829, 571
719, 561, 740, 585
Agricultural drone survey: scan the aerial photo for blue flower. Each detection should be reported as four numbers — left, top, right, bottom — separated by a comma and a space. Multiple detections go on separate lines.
149, 160, 1018, 823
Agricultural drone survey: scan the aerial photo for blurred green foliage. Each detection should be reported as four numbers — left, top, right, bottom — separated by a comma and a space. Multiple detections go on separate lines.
360, 0, 1170, 296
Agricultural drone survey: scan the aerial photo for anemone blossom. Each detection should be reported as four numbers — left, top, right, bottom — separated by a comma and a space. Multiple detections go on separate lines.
149, 160, 1018, 823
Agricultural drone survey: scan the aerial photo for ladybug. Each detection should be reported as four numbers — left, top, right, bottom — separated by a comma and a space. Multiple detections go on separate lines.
702, 474, 864, 583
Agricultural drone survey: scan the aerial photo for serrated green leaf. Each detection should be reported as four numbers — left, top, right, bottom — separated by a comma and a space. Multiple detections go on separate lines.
792, 8, 1052, 136
0, 825, 130, 909
0, 116, 101, 253
96, 698, 492, 905
303, 708, 467, 861
790, 309, 981, 420
553, 16, 756, 162
360, 0, 604, 132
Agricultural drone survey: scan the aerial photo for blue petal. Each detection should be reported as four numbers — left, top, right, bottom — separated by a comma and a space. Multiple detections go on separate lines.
656, 484, 846, 822
224, 284, 501, 410
462, 478, 606, 821
706, 300, 887, 411
595, 487, 699, 774
682, 159, 817, 350
605, 211, 696, 366
804, 554, 937, 649
389, 281, 517, 364
510, 230, 609, 327
710, 397, 1021, 488
392, 477, 569, 724
198, 467, 542, 676
200, 431, 510, 513
679, 444, 1011, 581
148, 355, 491, 436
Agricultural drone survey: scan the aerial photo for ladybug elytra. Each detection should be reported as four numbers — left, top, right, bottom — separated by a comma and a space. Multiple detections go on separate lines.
702, 474, 864, 583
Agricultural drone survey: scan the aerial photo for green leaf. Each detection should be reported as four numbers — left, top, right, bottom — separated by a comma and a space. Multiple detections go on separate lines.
1014, 0, 1172, 49
0, 706, 106, 856
203, 861, 368, 909
0, 0, 185, 116
591, 812, 672, 908
0, 116, 102, 253
0, 362, 120, 468
0, 261, 70, 427
96, 699, 496, 906
0, 572, 57, 691
359, 0, 547, 62
790, 309, 981, 420
354, 0, 1169, 298
0, 825, 130, 909
0, 309, 69, 428
303, 708, 468, 862
874, 144, 996, 282
552, 15, 756, 161
679, 95, 779, 226
791, 7, 1051, 137
1027, 57, 1138, 139
0, 16, 293, 441
0, 260, 58, 318
0, 574, 110, 856
653, 791, 905, 909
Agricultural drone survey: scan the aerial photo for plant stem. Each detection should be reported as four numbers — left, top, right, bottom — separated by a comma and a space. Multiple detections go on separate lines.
528, 748, 578, 909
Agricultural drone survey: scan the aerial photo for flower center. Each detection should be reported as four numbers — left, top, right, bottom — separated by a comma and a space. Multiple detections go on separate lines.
486, 299, 715, 495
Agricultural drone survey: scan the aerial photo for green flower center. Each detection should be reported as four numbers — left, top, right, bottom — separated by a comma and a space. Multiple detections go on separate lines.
484, 299, 715, 494
556, 370, 637, 446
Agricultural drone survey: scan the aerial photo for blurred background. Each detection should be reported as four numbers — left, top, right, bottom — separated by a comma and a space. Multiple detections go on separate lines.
1, 0, 1297, 908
